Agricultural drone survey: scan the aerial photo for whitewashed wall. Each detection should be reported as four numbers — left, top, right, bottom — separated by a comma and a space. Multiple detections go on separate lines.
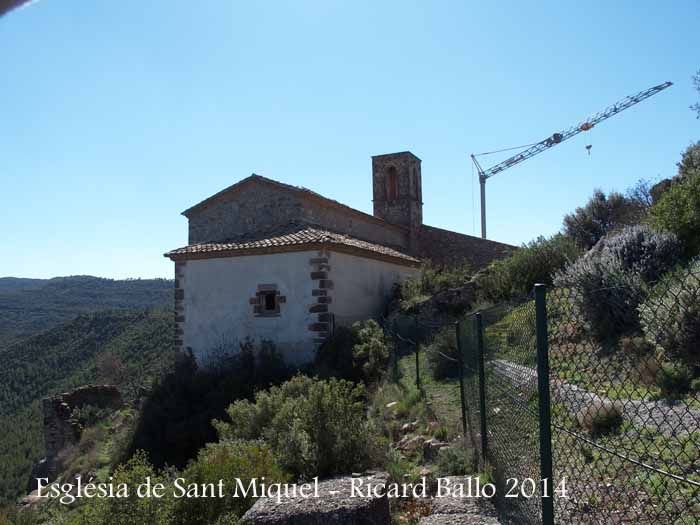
329, 251, 418, 326
182, 251, 317, 365
181, 249, 418, 366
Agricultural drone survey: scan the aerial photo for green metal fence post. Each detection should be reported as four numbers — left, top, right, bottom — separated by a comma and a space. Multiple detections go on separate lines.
391, 318, 399, 382
414, 316, 420, 390
455, 321, 468, 440
475, 312, 488, 465
535, 284, 555, 525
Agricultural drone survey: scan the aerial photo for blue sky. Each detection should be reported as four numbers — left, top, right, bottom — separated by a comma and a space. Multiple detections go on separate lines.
1, 1, 698, 279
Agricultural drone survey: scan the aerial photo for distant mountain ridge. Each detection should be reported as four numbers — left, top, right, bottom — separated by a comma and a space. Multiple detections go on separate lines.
0, 275, 173, 349
0, 309, 177, 505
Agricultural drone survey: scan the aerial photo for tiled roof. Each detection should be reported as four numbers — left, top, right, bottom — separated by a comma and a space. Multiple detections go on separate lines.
165, 227, 420, 265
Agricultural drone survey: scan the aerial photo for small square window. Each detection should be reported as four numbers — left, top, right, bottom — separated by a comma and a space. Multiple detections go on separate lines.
263, 291, 277, 312
252, 285, 283, 317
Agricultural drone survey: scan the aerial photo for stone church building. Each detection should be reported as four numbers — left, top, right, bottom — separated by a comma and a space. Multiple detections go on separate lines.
165, 151, 512, 364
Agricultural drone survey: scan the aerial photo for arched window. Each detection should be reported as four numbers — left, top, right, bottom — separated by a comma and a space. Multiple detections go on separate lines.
386, 166, 398, 201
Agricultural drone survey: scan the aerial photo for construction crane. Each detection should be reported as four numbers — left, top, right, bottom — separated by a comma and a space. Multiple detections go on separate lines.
471, 81, 673, 239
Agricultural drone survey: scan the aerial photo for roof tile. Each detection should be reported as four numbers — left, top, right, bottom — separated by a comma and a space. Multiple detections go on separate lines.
165, 227, 420, 264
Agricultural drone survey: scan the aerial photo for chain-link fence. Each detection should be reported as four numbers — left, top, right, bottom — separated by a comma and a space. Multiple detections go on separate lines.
383, 263, 700, 524
462, 296, 548, 525
545, 267, 700, 524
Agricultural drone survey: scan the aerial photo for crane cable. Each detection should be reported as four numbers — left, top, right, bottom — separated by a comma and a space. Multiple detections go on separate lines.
473, 141, 540, 157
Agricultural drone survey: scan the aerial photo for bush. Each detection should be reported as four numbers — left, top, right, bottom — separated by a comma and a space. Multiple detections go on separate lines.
555, 255, 645, 343
436, 446, 473, 476
352, 319, 390, 384
172, 440, 288, 525
0, 506, 39, 525
639, 260, 700, 366
563, 189, 645, 249
554, 226, 680, 343
475, 234, 581, 302
386, 448, 413, 482
648, 143, 700, 257
72, 451, 174, 525
618, 336, 655, 356
400, 262, 472, 310
425, 327, 459, 380
576, 400, 623, 437
587, 225, 681, 282
315, 320, 389, 384
656, 362, 693, 399
214, 375, 382, 480
70, 404, 109, 428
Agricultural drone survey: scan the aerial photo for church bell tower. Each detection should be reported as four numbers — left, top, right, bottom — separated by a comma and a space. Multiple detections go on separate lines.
372, 151, 423, 248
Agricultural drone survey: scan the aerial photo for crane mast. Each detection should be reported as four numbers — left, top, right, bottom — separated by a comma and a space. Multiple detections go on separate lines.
471, 81, 673, 239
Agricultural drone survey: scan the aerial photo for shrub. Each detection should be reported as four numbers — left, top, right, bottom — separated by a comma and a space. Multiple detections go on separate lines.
587, 225, 681, 282
172, 440, 288, 525
555, 255, 645, 343
214, 375, 381, 480
433, 426, 449, 441
315, 320, 390, 384
576, 400, 623, 436
436, 446, 473, 476
691, 378, 700, 392
475, 234, 581, 302
425, 327, 459, 380
639, 260, 700, 366
618, 336, 655, 356
72, 451, 174, 525
70, 404, 109, 428
0, 506, 39, 525
386, 448, 413, 482
400, 262, 472, 310
563, 189, 645, 250
656, 362, 693, 399
648, 143, 700, 257
554, 226, 680, 343
352, 319, 390, 384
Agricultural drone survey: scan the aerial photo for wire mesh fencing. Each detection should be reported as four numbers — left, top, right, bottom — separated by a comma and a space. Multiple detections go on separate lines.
459, 296, 551, 525
382, 263, 700, 524
546, 266, 700, 524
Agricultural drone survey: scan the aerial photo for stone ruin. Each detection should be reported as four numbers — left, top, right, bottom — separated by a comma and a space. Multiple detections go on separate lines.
28, 385, 123, 491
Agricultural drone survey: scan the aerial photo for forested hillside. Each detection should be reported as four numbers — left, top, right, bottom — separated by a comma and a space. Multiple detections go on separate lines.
0, 276, 172, 349
0, 310, 177, 505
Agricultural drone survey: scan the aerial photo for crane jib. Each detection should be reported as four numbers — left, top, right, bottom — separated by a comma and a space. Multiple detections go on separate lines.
475, 81, 673, 180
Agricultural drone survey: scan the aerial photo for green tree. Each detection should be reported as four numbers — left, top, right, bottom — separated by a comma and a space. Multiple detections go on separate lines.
648, 143, 700, 257
475, 234, 581, 302
563, 189, 644, 249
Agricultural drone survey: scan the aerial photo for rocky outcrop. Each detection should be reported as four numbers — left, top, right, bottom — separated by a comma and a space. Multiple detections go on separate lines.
241, 472, 390, 525
35, 385, 123, 487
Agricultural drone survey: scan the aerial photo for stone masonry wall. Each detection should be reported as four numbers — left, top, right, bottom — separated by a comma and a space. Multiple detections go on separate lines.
187, 180, 408, 249
417, 224, 514, 269
308, 250, 333, 345
42, 385, 123, 478
174, 261, 186, 354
